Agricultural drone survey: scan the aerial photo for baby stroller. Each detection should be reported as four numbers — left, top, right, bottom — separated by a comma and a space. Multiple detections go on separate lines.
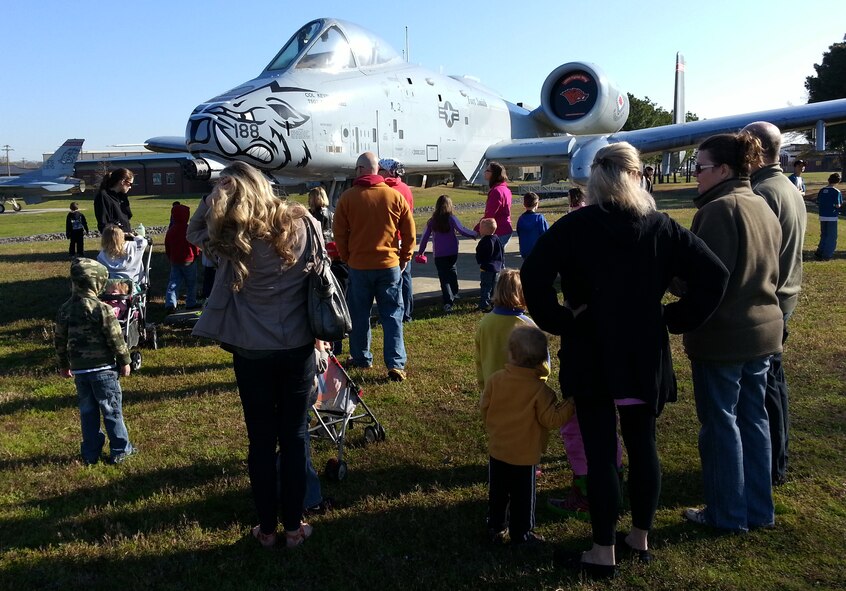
311, 353, 385, 481
100, 240, 157, 371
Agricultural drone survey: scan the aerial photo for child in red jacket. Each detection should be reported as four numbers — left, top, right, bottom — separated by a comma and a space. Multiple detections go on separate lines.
164, 203, 200, 311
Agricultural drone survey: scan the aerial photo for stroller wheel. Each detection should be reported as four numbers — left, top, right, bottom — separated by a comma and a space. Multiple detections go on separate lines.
325, 458, 348, 482
363, 426, 378, 445
146, 325, 158, 350
130, 351, 142, 371
376, 424, 386, 441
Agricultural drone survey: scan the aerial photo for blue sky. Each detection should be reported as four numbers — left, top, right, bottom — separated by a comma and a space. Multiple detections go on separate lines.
2, 0, 844, 161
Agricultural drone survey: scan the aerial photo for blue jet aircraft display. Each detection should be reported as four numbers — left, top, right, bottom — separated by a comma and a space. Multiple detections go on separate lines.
145, 18, 846, 191
0, 139, 86, 212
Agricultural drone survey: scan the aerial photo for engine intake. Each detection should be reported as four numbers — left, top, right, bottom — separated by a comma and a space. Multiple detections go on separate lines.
538, 62, 629, 135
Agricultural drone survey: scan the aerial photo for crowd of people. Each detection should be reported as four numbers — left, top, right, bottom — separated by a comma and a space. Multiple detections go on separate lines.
53, 121, 831, 578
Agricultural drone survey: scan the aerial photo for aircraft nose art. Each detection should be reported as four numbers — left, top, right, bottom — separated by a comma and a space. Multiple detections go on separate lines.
188, 118, 211, 144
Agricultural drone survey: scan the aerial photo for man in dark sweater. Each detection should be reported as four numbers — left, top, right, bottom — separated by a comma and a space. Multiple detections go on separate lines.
743, 121, 808, 486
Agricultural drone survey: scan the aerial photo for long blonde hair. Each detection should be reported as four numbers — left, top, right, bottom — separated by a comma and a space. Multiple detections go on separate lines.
586, 142, 656, 217
100, 224, 126, 258
206, 161, 307, 292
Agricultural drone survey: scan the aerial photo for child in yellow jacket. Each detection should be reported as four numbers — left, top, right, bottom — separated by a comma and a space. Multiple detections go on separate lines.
481, 324, 574, 545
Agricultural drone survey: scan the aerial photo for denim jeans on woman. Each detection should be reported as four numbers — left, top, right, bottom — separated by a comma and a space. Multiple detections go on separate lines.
692, 357, 774, 531
233, 344, 314, 534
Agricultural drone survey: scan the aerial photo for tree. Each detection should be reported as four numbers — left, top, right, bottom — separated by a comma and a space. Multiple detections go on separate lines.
623, 95, 699, 166
805, 36, 846, 173
623, 94, 672, 131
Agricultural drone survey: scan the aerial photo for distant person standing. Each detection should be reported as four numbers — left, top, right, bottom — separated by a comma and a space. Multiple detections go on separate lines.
164, 202, 201, 312
743, 121, 808, 486
307, 186, 334, 244
642, 166, 655, 194
813, 173, 842, 261
516, 192, 549, 259
476, 161, 513, 249
788, 159, 806, 197
94, 168, 135, 234
65, 202, 89, 257
416, 194, 476, 312
476, 218, 504, 312
379, 158, 415, 322
334, 152, 415, 382
568, 187, 586, 213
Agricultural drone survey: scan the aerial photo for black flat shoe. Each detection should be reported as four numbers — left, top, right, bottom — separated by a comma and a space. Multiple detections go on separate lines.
615, 535, 653, 564
552, 548, 619, 580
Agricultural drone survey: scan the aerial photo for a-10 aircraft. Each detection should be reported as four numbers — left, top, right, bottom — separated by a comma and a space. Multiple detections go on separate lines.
0, 139, 86, 213
145, 17, 846, 196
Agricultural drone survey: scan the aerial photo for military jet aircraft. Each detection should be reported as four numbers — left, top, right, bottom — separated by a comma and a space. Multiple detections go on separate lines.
0, 139, 86, 212
145, 18, 846, 194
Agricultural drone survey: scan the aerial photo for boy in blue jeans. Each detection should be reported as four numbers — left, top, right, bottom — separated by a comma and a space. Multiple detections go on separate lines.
476, 218, 504, 312
55, 258, 135, 465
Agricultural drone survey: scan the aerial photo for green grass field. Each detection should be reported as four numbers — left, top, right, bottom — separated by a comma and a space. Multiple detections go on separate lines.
0, 180, 844, 590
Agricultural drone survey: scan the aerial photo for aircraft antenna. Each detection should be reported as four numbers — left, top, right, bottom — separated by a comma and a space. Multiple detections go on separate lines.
404, 26, 409, 62
1, 145, 13, 177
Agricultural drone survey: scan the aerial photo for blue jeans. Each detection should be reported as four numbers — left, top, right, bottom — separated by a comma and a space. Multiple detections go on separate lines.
347, 266, 407, 370
401, 260, 413, 322
479, 270, 498, 309
75, 370, 132, 463
233, 345, 314, 534
766, 314, 790, 484
692, 357, 774, 531
817, 220, 838, 259
434, 255, 459, 305
165, 262, 197, 308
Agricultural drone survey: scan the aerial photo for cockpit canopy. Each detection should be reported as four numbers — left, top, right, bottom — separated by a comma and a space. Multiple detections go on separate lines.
265, 18, 402, 73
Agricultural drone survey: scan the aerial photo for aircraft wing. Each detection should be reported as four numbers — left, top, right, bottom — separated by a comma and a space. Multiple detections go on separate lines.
486, 98, 846, 183
145, 136, 189, 153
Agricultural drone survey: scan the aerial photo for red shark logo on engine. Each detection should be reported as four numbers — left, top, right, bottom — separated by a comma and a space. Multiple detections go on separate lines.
561, 87, 589, 106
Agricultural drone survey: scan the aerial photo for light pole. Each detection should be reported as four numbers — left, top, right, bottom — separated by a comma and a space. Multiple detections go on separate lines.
1, 145, 13, 177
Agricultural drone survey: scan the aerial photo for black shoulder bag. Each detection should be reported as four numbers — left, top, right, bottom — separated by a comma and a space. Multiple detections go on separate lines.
303, 218, 352, 342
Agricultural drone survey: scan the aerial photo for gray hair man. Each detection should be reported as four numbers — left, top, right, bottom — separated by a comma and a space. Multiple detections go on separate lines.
742, 121, 807, 486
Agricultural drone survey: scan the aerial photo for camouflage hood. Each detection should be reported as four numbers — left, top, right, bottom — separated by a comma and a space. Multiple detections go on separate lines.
70, 258, 108, 298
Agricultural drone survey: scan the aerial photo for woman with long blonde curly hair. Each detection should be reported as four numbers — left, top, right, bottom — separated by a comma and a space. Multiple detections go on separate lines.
187, 161, 321, 550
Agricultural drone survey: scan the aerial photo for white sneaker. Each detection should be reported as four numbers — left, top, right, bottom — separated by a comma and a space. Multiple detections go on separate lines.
443, 304, 453, 312
683, 507, 708, 525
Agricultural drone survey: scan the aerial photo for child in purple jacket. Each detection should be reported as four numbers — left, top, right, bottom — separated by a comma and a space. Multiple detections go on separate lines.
416, 195, 476, 311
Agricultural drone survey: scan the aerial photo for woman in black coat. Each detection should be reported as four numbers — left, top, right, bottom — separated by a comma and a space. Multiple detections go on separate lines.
521, 142, 728, 577
94, 168, 134, 233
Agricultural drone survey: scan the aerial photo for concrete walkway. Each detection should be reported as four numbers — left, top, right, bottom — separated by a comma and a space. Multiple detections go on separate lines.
408, 235, 525, 308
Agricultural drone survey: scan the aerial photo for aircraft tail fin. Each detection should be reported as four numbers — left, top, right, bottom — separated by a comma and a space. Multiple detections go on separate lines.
18, 139, 85, 181
662, 53, 686, 175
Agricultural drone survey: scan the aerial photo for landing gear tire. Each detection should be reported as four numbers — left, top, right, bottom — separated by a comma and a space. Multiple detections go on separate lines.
0, 203, 5, 214
12, 201, 21, 212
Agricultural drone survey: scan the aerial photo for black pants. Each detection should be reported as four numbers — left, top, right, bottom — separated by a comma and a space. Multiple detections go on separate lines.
488, 456, 536, 542
575, 397, 660, 546
766, 318, 790, 484
232, 344, 314, 534
68, 229, 85, 256
434, 254, 459, 305
201, 266, 216, 299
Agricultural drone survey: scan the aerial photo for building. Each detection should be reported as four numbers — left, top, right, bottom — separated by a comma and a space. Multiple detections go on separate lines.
73, 154, 213, 195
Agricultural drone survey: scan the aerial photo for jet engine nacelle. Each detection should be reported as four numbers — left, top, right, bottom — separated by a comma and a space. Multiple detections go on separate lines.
538, 62, 629, 135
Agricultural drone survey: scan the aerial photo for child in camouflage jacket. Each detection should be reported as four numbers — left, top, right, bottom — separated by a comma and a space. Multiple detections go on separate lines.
55, 258, 136, 465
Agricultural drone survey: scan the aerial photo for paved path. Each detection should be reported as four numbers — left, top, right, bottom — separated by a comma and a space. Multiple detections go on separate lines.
408, 235, 525, 308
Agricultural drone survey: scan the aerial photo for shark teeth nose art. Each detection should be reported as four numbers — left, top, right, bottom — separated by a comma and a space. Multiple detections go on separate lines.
247, 146, 272, 162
